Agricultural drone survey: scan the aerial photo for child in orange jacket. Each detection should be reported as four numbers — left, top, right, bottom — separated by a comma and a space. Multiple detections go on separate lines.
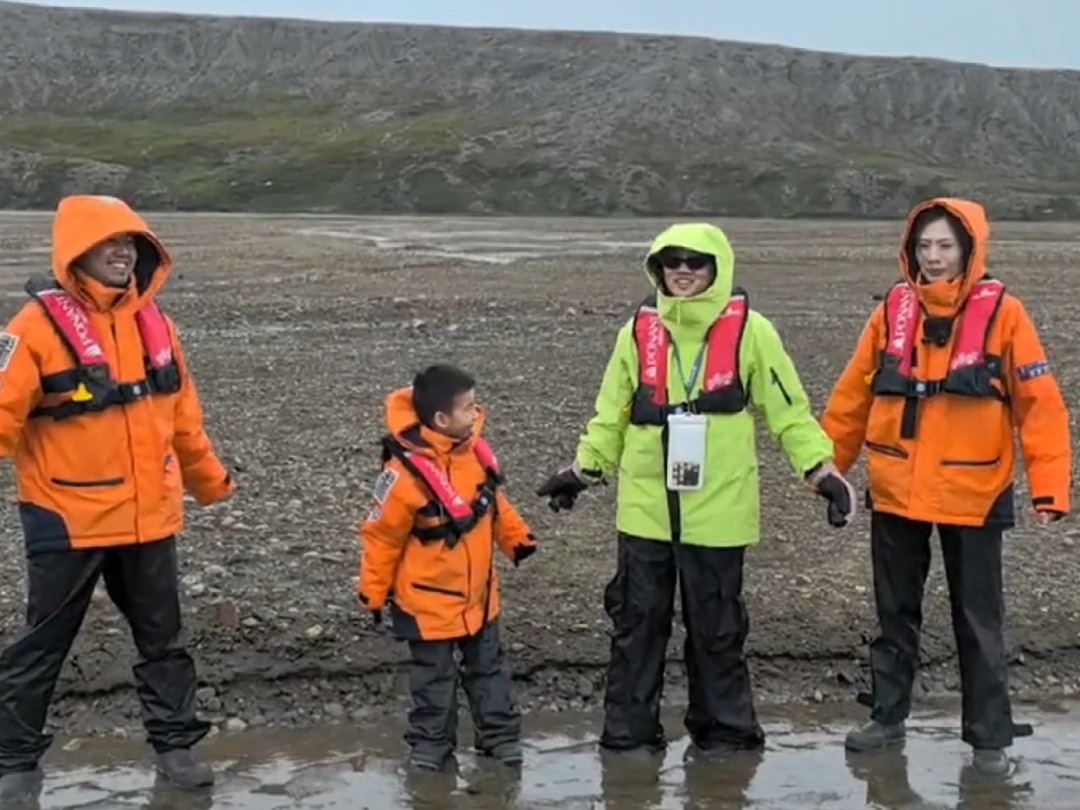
358, 363, 538, 771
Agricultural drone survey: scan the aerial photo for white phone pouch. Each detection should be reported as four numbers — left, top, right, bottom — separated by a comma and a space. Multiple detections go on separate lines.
666, 412, 708, 491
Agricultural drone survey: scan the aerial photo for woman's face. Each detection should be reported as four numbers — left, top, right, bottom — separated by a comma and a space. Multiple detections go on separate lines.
658, 252, 714, 298
915, 218, 964, 281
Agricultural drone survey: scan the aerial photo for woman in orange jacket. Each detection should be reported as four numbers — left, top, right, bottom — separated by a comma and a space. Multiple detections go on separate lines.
821, 197, 1071, 776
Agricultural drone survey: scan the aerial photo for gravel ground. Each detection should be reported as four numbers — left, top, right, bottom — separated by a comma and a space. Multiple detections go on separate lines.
1, 211, 1079, 740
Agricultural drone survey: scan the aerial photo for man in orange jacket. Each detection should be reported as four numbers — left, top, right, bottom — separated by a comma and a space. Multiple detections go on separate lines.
358, 364, 537, 772
0, 195, 235, 801
822, 197, 1072, 776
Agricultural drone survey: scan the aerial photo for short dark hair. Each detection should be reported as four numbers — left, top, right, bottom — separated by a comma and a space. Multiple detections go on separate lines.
412, 364, 475, 427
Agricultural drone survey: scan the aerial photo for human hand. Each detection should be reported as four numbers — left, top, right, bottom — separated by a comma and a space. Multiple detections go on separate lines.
805, 461, 857, 528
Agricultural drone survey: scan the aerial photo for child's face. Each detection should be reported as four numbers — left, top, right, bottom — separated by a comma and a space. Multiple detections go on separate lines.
434, 388, 478, 440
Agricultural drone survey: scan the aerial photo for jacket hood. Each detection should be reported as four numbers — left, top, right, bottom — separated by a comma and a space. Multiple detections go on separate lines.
644, 223, 735, 339
384, 385, 485, 459
899, 197, 989, 316
51, 195, 172, 312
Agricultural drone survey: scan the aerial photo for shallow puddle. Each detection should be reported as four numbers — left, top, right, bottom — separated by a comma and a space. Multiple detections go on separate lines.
18, 697, 1080, 808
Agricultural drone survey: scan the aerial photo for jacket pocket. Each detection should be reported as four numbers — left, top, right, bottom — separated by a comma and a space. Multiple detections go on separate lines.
413, 583, 467, 599
865, 441, 909, 460
50, 477, 125, 488
941, 456, 1001, 467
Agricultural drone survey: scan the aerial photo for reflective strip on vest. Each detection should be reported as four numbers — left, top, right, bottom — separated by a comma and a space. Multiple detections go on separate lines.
402, 437, 500, 522
35, 288, 174, 373
877, 278, 1005, 396
633, 291, 748, 408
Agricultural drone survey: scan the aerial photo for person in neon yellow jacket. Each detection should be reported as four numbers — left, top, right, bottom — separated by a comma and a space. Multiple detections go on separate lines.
537, 222, 855, 759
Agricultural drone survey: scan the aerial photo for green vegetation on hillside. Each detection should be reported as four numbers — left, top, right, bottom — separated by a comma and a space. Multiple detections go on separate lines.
5, 93, 1077, 219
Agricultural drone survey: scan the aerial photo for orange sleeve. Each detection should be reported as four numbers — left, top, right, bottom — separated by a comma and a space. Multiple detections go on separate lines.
168, 319, 234, 506
493, 489, 537, 561
0, 307, 44, 458
1001, 297, 1072, 515
820, 305, 884, 475
358, 458, 424, 610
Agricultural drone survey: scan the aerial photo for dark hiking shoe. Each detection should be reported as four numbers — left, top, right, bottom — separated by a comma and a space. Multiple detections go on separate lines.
155, 749, 214, 789
0, 767, 43, 803
844, 720, 905, 752
972, 748, 1009, 776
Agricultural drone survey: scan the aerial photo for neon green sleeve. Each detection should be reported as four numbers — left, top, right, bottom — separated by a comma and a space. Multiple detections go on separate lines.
575, 322, 635, 478
746, 311, 834, 476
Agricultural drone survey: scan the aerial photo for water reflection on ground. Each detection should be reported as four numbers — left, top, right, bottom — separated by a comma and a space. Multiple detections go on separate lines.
14, 697, 1080, 809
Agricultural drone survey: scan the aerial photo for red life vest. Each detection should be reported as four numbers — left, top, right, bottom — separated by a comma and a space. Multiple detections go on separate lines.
382, 435, 502, 547
25, 275, 182, 421
629, 288, 750, 425
872, 278, 1006, 401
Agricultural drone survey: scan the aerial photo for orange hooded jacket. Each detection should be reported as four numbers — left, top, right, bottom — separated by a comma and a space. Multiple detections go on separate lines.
822, 198, 1071, 527
0, 195, 235, 555
358, 386, 537, 642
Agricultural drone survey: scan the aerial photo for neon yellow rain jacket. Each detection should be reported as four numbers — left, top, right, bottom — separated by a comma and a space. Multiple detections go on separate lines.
575, 222, 835, 547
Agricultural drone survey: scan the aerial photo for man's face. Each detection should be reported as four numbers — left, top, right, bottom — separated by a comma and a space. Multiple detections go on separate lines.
436, 388, 479, 440
76, 234, 137, 288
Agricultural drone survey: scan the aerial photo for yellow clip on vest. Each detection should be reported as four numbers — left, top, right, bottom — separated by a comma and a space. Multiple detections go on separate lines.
71, 382, 93, 402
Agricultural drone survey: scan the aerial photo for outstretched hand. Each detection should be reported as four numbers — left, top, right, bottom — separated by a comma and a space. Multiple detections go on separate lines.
536, 464, 589, 512
805, 462, 856, 528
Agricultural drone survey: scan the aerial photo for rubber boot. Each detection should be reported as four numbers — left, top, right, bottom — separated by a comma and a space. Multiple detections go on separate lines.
972, 748, 1009, 776
155, 749, 214, 789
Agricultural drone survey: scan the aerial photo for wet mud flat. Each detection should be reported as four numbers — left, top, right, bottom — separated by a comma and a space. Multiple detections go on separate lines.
0, 212, 1079, 745
28, 698, 1080, 808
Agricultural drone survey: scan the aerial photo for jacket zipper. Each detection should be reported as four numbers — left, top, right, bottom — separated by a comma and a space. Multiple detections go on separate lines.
941, 457, 1001, 467
51, 476, 124, 487
414, 583, 467, 598
111, 319, 139, 540
448, 456, 474, 637
770, 367, 793, 406
866, 441, 910, 459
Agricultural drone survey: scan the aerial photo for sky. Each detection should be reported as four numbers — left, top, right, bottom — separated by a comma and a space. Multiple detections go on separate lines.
20, 0, 1080, 70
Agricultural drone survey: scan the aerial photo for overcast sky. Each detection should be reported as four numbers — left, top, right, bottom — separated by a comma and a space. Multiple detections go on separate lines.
20, 0, 1080, 70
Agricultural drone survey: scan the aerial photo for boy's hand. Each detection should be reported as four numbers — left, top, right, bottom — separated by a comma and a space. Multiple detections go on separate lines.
358, 592, 387, 630
537, 463, 595, 512
804, 461, 856, 527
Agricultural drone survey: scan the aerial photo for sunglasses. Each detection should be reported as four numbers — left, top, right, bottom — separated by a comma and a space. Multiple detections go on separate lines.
657, 254, 712, 271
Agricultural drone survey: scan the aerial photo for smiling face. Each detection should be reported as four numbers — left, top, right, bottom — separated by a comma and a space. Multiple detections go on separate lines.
654, 250, 715, 298
915, 217, 965, 282
433, 388, 479, 440
75, 233, 137, 288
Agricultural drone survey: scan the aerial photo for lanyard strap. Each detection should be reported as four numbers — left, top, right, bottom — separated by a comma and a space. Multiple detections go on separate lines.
671, 342, 707, 399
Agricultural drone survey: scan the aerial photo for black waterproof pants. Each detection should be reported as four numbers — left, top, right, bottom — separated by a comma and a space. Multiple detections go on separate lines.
600, 533, 764, 752
0, 537, 210, 774
404, 618, 521, 766
867, 510, 1013, 749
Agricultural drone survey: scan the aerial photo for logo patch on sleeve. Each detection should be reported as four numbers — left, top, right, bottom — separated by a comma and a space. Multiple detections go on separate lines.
1017, 360, 1051, 382
372, 468, 399, 503
0, 332, 19, 372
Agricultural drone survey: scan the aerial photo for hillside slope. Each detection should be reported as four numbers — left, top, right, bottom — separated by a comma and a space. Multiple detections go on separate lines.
2, 1, 1080, 218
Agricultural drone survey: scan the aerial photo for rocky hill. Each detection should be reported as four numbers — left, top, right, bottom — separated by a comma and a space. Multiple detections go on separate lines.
2, 0, 1080, 218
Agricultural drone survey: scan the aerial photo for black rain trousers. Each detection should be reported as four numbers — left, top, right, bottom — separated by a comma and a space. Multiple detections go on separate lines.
600, 532, 765, 753
0, 537, 210, 773
404, 618, 521, 767
866, 510, 1014, 749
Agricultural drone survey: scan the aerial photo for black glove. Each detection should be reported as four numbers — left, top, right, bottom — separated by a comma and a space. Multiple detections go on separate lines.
513, 543, 537, 567
806, 462, 855, 528
536, 466, 589, 512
